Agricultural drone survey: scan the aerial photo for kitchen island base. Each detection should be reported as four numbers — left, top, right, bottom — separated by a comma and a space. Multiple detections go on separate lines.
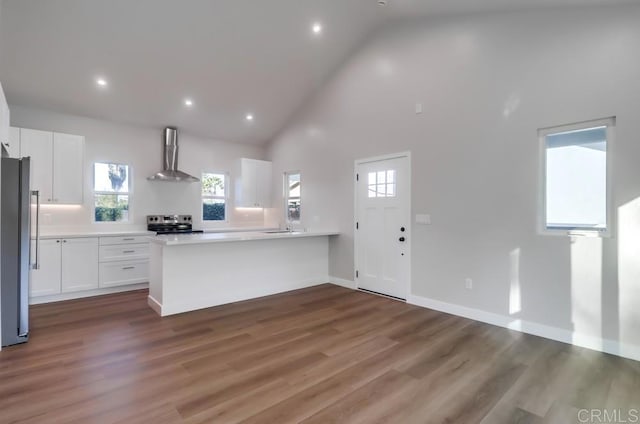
148, 234, 332, 316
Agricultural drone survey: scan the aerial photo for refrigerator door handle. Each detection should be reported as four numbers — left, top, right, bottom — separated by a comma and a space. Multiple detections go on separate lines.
31, 190, 40, 270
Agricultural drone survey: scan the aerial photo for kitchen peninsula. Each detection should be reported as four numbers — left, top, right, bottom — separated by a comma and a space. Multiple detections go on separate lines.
147, 230, 339, 316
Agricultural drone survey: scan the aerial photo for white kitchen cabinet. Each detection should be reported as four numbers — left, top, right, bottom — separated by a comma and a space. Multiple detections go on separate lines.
60, 238, 99, 293
52, 132, 84, 204
20, 128, 54, 202
99, 260, 149, 288
99, 235, 150, 288
5, 127, 21, 158
30, 239, 62, 297
99, 243, 150, 262
235, 158, 272, 208
19, 128, 84, 204
30, 235, 149, 300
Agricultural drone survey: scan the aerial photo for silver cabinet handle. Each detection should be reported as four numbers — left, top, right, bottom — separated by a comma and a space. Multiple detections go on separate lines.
123, 238, 135, 241
123, 250, 135, 253
122, 266, 135, 270
31, 190, 41, 270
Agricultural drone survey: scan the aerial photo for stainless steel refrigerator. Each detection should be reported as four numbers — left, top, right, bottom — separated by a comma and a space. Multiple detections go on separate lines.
1, 150, 40, 347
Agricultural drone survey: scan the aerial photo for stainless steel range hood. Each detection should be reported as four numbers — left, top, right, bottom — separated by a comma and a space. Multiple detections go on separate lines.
148, 127, 199, 182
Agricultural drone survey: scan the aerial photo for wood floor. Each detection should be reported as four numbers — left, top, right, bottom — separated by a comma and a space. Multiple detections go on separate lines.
0, 285, 638, 423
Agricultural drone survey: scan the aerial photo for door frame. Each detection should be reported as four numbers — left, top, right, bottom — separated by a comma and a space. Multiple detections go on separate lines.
354, 151, 412, 300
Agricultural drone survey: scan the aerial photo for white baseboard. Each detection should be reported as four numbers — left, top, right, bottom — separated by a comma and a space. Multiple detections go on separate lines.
158, 278, 329, 316
329, 276, 357, 290
30, 283, 149, 305
147, 295, 162, 315
407, 294, 640, 363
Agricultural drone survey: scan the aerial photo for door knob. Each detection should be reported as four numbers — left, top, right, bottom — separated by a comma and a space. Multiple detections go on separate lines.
399, 236, 406, 242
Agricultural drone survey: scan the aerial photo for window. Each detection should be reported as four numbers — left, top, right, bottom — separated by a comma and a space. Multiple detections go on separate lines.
202, 172, 227, 222
540, 117, 613, 235
285, 172, 301, 222
368, 170, 396, 198
94, 162, 130, 222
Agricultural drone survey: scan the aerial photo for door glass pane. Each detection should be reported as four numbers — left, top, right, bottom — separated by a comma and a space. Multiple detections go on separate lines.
367, 170, 397, 198
387, 170, 395, 183
368, 172, 376, 185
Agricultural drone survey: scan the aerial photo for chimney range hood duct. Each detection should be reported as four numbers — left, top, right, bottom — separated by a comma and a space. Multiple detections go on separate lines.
148, 127, 199, 182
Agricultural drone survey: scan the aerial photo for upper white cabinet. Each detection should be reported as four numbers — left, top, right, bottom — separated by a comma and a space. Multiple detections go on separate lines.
235, 158, 272, 208
53, 133, 84, 204
19, 128, 84, 204
0, 81, 10, 152
20, 129, 54, 202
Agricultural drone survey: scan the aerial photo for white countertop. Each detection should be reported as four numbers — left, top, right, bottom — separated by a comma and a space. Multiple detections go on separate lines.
38, 230, 155, 239
151, 230, 340, 246
35, 227, 278, 240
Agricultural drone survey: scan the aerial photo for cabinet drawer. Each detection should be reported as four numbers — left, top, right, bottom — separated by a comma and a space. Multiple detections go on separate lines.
99, 243, 149, 262
99, 260, 149, 288
100, 235, 150, 245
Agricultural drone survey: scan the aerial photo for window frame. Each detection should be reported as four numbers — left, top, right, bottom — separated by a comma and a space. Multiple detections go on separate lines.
284, 171, 301, 224
538, 117, 615, 237
201, 171, 230, 225
92, 161, 132, 224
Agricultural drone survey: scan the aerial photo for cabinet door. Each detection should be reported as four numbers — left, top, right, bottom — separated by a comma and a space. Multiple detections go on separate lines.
53, 132, 84, 204
255, 160, 272, 208
236, 158, 258, 207
5, 127, 21, 158
20, 128, 54, 203
99, 260, 149, 288
61, 238, 99, 293
30, 239, 62, 297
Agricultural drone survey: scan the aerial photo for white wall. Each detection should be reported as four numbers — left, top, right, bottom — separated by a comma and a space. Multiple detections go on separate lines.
10, 105, 267, 231
267, 5, 640, 353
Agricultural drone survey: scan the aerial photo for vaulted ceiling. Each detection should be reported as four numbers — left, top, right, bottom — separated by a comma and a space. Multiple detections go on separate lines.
0, 0, 634, 144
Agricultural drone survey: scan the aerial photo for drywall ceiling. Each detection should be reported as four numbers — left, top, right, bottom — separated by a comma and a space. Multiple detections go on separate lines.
0, 0, 634, 144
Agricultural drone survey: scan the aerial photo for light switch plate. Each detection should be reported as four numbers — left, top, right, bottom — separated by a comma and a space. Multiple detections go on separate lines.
415, 214, 431, 225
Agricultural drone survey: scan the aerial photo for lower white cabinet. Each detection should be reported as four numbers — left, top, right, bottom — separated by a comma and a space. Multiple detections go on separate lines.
30, 235, 152, 300
98, 235, 150, 289
30, 237, 99, 297
99, 260, 149, 288
61, 238, 99, 293
30, 239, 62, 297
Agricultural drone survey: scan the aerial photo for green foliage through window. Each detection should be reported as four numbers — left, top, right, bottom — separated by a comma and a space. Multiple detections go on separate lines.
94, 162, 130, 222
202, 173, 226, 221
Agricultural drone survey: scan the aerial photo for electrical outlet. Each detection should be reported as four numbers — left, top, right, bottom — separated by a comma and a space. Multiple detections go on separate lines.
465, 278, 473, 290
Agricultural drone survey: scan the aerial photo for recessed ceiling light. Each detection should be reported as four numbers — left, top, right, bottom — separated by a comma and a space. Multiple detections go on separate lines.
312, 22, 323, 35
184, 99, 193, 107
96, 78, 107, 87
246, 113, 254, 122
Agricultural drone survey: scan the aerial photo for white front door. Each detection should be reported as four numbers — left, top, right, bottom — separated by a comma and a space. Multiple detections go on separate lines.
355, 153, 411, 299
